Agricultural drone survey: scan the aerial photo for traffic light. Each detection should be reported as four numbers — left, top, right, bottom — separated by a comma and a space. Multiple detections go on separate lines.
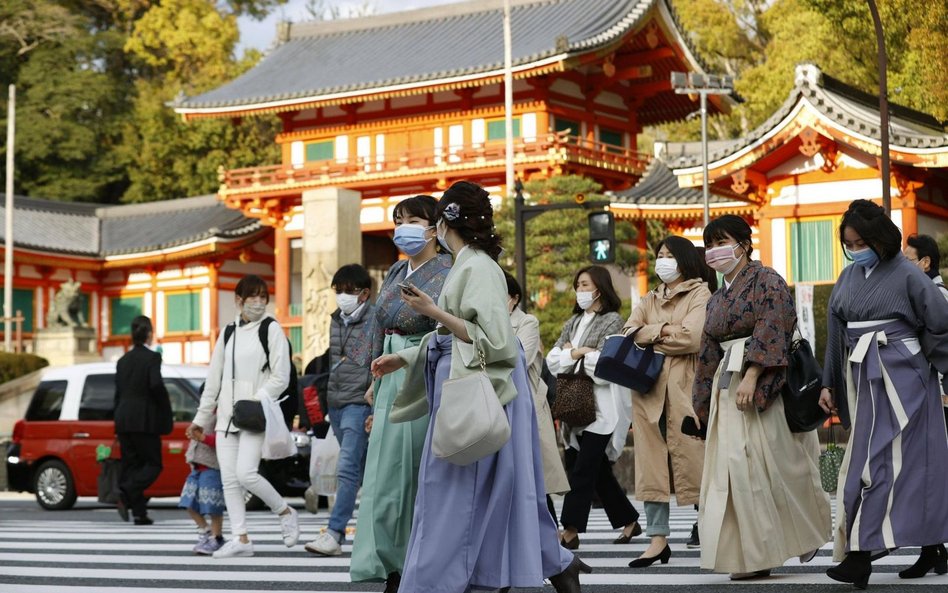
588, 210, 615, 263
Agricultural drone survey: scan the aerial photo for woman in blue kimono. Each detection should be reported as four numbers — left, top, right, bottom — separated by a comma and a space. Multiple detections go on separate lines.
819, 199, 948, 589
350, 195, 452, 592
371, 181, 588, 593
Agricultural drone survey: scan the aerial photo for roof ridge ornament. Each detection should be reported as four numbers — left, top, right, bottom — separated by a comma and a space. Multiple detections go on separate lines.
794, 63, 822, 88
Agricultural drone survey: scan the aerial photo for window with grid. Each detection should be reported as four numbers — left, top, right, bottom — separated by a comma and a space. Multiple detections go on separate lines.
1, 288, 34, 332
486, 118, 520, 141
598, 127, 625, 153
790, 220, 836, 283
305, 140, 334, 162
110, 295, 143, 337
166, 292, 201, 333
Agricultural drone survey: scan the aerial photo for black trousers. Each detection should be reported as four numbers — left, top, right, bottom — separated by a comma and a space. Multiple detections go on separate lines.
117, 432, 162, 518
561, 430, 638, 533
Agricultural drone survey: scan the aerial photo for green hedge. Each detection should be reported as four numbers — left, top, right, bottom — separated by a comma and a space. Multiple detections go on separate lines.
0, 353, 49, 384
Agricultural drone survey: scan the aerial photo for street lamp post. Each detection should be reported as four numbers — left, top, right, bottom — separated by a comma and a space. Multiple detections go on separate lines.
670, 72, 734, 227
866, 0, 891, 215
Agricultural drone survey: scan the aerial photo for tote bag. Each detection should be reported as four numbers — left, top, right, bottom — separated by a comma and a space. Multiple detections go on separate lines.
594, 331, 665, 393
552, 359, 597, 426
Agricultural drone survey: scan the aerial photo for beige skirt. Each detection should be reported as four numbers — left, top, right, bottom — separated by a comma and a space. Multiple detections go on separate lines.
699, 337, 831, 573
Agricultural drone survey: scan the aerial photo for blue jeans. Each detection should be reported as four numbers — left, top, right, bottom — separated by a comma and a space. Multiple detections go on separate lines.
328, 403, 372, 536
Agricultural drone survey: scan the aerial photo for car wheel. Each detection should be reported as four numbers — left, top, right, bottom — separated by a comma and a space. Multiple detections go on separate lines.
244, 490, 265, 511
33, 460, 77, 510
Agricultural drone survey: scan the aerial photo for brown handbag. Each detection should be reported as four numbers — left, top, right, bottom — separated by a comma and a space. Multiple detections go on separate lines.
552, 358, 597, 426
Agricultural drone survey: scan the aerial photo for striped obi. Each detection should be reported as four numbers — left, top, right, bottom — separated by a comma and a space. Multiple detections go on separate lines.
833, 318, 948, 557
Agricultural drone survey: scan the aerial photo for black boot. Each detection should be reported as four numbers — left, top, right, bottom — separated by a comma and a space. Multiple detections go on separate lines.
827, 551, 872, 590
548, 556, 593, 593
899, 544, 948, 579
383, 572, 400, 593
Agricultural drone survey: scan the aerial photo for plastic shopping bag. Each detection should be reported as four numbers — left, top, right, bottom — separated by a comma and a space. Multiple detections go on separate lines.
97, 458, 121, 505
309, 425, 339, 497
261, 396, 297, 460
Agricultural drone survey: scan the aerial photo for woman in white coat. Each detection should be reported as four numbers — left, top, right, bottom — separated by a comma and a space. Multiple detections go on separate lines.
547, 266, 637, 549
186, 275, 300, 558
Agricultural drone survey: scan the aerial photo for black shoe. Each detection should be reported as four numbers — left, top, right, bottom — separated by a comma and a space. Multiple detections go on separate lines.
116, 497, 129, 522
686, 523, 700, 548
549, 556, 593, 593
729, 569, 771, 580
899, 544, 948, 579
628, 544, 672, 568
561, 534, 579, 550
133, 515, 154, 526
827, 551, 871, 590
383, 572, 400, 593
613, 521, 643, 544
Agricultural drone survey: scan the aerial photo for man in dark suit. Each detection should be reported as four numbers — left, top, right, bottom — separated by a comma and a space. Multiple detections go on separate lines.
114, 315, 172, 525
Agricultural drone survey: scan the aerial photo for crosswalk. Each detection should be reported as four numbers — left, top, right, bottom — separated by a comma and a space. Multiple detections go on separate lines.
1, 499, 947, 592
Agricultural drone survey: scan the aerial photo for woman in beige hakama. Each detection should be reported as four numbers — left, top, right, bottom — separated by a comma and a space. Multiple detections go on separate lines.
694, 215, 831, 579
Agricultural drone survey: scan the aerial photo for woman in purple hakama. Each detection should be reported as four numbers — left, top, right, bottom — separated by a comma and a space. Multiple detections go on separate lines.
371, 181, 588, 593
820, 200, 948, 589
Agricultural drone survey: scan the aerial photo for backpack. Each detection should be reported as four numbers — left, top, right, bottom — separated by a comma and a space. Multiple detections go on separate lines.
223, 317, 299, 429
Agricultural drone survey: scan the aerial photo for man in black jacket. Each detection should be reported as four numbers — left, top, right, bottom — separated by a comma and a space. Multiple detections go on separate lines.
114, 316, 172, 525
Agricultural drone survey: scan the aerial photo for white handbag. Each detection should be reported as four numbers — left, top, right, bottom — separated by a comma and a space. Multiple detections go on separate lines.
432, 344, 511, 466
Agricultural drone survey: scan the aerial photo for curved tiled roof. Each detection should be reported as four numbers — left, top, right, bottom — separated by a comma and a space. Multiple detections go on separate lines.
669, 63, 948, 171
174, 0, 698, 113
612, 159, 738, 205
0, 194, 262, 257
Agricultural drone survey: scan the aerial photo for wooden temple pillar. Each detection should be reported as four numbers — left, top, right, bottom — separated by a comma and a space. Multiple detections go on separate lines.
636, 219, 648, 297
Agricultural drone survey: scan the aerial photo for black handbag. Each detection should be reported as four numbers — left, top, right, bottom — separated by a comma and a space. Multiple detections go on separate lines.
552, 359, 597, 426
97, 458, 121, 505
594, 331, 666, 393
232, 400, 266, 432
782, 328, 828, 432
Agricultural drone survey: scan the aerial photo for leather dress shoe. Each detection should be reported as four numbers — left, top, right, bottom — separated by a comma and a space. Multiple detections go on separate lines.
628, 544, 671, 568
560, 534, 579, 550
549, 555, 593, 593
612, 521, 643, 544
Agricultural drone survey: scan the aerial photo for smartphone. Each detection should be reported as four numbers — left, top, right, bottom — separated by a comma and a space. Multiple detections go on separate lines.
681, 416, 707, 440
397, 281, 417, 295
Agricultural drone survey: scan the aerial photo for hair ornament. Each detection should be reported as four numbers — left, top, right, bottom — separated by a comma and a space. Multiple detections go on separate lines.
443, 202, 461, 221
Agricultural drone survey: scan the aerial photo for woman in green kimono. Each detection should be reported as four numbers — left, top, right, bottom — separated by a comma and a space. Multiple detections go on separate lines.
350, 195, 452, 592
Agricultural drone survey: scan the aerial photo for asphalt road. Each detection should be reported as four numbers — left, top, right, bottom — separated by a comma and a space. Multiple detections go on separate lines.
0, 493, 946, 593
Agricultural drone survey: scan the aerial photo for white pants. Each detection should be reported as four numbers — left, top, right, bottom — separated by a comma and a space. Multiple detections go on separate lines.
216, 430, 288, 537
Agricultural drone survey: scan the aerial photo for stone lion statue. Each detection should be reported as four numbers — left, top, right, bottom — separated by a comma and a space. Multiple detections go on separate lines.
46, 280, 87, 328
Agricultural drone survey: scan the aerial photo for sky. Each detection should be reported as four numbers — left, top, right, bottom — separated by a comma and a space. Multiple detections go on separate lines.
237, 0, 457, 53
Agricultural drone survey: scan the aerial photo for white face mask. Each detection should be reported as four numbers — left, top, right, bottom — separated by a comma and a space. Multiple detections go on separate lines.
655, 258, 681, 283
336, 293, 361, 315
242, 301, 267, 322
436, 219, 453, 254
576, 290, 598, 311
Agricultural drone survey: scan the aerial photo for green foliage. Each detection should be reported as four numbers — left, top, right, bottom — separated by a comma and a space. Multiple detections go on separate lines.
0, 352, 48, 384
0, 0, 282, 203
495, 175, 640, 348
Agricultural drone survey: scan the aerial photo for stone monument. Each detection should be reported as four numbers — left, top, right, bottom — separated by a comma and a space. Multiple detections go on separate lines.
34, 280, 100, 366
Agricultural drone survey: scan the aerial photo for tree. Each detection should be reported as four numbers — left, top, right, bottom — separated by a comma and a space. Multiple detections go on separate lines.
494, 175, 641, 347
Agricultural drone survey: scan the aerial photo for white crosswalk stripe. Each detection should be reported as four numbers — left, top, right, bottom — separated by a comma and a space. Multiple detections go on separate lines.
0, 500, 946, 592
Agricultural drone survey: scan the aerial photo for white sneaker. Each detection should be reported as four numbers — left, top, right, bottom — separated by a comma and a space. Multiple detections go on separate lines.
212, 538, 254, 558
280, 506, 300, 547
304, 532, 342, 556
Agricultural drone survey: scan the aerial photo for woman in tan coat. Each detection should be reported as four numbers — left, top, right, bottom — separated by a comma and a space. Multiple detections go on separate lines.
623, 236, 713, 568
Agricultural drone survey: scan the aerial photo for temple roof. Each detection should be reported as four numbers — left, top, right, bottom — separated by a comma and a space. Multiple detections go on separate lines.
670, 63, 948, 173
611, 159, 738, 205
0, 194, 262, 257
174, 0, 706, 115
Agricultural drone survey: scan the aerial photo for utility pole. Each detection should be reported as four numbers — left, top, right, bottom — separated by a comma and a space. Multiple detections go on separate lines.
670, 73, 734, 227
502, 0, 515, 197
4, 85, 14, 352
866, 0, 891, 215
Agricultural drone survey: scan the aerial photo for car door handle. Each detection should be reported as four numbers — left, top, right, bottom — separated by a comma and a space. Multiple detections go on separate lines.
72, 432, 91, 439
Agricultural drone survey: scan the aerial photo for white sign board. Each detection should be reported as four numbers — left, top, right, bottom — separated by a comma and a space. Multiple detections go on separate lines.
795, 283, 816, 349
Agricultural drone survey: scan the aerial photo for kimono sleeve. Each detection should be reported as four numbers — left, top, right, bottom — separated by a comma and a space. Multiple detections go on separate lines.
745, 268, 795, 411
908, 269, 948, 374
456, 261, 518, 370
692, 330, 720, 423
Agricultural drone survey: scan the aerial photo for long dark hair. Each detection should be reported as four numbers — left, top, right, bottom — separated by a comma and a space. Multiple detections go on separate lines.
839, 199, 902, 261
437, 181, 503, 260
657, 235, 718, 292
572, 265, 621, 315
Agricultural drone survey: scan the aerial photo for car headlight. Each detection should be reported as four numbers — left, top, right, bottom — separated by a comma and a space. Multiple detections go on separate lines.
7, 456, 20, 464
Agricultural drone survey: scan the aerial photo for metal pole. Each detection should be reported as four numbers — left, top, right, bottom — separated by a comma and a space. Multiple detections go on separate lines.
502, 0, 515, 197
700, 91, 710, 227
866, 0, 890, 215
4, 84, 14, 352
514, 180, 527, 312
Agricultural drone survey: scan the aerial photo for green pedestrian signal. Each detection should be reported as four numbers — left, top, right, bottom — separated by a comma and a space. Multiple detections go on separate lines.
588, 211, 615, 263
